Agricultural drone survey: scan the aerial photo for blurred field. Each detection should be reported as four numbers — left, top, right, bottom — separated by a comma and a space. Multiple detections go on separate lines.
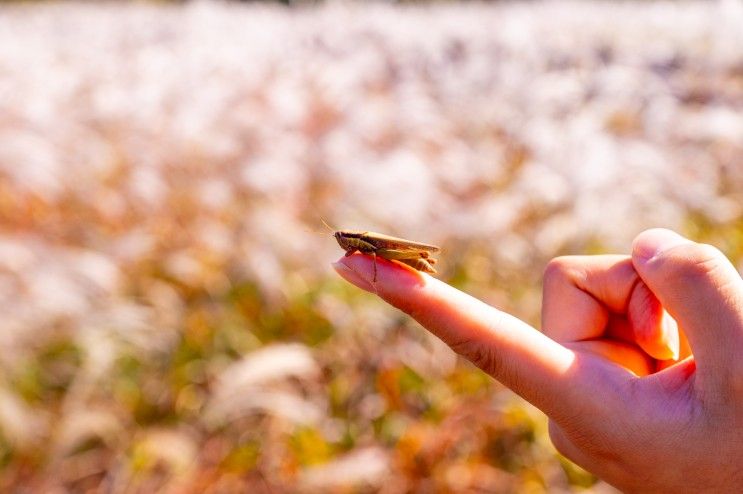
1, 0, 742, 492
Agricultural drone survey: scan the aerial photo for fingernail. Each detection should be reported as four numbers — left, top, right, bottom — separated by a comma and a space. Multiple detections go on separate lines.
634, 229, 691, 262
332, 261, 374, 292
659, 312, 680, 361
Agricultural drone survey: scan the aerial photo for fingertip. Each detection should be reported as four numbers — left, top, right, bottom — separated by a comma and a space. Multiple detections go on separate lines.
628, 282, 680, 361
635, 314, 680, 362
661, 313, 681, 361
332, 253, 428, 298
632, 228, 692, 264
332, 260, 375, 292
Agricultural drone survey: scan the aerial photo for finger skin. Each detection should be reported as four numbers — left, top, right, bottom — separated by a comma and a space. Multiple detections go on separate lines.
332, 253, 626, 425
542, 255, 679, 361
632, 229, 743, 393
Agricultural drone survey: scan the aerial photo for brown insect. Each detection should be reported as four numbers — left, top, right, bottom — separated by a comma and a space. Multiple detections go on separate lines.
326, 222, 440, 282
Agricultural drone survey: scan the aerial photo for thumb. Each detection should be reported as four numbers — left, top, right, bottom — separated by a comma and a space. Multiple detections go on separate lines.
632, 229, 743, 384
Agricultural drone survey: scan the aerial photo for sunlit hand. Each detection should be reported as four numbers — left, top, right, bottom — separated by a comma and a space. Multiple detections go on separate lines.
333, 228, 743, 493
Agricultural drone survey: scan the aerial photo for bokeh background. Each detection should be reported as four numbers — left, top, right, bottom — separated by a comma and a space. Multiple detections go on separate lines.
1, 0, 743, 492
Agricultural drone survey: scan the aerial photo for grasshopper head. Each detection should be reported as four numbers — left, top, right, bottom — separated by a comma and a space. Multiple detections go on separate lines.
333, 231, 347, 250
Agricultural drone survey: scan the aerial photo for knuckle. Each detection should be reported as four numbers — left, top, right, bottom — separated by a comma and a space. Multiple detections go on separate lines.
655, 242, 726, 281
548, 418, 617, 464
449, 338, 503, 378
543, 256, 580, 284
547, 421, 571, 456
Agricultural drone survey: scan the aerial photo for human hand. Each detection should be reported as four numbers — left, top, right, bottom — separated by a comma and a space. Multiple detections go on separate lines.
332, 228, 743, 492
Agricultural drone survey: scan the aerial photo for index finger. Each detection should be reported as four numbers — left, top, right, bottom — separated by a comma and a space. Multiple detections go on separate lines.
332, 253, 622, 423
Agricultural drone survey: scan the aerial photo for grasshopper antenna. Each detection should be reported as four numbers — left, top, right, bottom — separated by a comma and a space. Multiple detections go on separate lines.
320, 218, 336, 234
303, 218, 338, 236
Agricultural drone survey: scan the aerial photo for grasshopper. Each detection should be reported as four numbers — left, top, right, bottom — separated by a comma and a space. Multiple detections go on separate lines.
326, 221, 440, 283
